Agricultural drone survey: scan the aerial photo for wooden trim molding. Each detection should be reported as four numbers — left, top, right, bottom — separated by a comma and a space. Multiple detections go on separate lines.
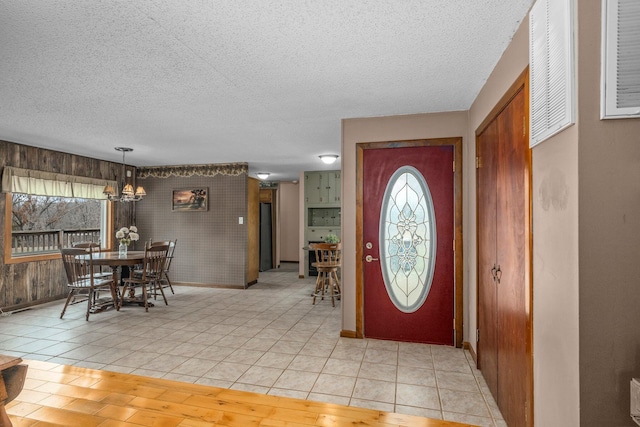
355, 137, 464, 347
476, 68, 530, 137
463, 341, 478, 364
3, 193, 116, 264
340, 330, 358, 339
3, 192, 11, 264
1, 193, 62, 265
355, 145, 365, 339
474, 67, 533, 427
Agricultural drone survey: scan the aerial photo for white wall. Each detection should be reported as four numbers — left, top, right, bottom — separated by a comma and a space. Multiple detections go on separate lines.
468, 13, 581, 425
576, 1, 640, 425
467, 16, 531, 360
532, 126, 580, 426
340, 11, 584, 426
339, 3, 640, 424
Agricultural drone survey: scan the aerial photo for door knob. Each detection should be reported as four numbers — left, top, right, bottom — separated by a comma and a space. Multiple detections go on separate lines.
365, 255, 379, 262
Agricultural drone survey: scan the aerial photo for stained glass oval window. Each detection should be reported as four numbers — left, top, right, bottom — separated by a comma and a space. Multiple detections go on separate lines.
379, 166, 436, 313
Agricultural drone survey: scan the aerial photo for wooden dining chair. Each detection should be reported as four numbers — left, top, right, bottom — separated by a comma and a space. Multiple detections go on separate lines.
60, 247, 116, 320
72, 241, 111, 280
136, 239, 177, 295
159, 239, 177, 294
121, 244, 169, 311
309, 242, 342, 307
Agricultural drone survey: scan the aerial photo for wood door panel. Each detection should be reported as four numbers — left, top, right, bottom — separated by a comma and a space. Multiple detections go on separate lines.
476, 73, 532, 427
477, 119, 499, 399
496, 88, 530, 427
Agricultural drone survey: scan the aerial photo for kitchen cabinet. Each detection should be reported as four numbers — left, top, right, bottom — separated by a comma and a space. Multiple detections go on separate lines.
304, 171, 340, 205
303, 170, 341, 276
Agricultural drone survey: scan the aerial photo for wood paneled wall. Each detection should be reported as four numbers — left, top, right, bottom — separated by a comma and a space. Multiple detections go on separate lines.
0, 140, 134, 311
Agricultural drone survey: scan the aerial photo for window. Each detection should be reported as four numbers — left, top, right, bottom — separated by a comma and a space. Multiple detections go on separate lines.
601, 0, 640, 119
379, 166, 436, 313
2, 166, 116, 263
9, 194, 107, 258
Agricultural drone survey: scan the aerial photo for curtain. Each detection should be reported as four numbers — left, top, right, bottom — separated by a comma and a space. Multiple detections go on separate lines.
1, 166, 117, 200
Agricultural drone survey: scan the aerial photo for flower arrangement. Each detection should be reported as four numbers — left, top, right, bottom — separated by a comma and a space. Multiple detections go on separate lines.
116, 226, 139, 246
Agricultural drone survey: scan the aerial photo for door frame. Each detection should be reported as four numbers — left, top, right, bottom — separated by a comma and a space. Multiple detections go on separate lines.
355, 138, 464, 347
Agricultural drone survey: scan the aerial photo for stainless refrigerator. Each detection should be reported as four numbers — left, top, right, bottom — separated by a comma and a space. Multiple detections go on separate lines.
259, 202, 273, 271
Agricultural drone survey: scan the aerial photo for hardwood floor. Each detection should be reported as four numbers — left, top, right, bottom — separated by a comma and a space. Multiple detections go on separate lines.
8, 359, 474, 426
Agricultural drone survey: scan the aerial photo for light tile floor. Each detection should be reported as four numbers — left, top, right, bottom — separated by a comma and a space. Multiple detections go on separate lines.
0, 264, 506, 427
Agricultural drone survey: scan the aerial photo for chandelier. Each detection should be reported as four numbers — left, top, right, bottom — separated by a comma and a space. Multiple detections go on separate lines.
103, 147, 146, 202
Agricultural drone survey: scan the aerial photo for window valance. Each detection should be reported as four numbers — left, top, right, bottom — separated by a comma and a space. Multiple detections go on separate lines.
137, 162, 248, 179
1, 166, 117, 200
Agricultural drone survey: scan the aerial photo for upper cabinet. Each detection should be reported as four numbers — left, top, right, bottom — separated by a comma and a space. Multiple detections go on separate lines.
304, 171, 341, 206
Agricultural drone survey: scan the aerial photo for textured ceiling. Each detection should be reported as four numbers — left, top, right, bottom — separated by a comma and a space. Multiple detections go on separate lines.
0, 1, 533, 181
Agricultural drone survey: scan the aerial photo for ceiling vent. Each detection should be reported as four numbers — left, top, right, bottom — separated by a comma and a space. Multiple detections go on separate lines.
529, 0, 575, 148
601, 0, 640, 119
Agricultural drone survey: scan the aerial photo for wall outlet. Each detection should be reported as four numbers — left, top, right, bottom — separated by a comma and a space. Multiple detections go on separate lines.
239, 217, 243, 225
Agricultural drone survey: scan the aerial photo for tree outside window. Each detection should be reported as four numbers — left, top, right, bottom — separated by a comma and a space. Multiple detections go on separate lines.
10, 194, 106, 256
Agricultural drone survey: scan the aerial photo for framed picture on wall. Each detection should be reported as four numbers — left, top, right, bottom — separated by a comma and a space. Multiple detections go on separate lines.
172, 188, 208, 212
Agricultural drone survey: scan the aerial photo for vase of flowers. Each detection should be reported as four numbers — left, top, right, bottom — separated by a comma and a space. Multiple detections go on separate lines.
116, 226, 139, 257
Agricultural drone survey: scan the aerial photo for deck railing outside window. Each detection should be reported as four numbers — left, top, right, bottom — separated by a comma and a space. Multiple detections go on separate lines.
11, 228, 101, 256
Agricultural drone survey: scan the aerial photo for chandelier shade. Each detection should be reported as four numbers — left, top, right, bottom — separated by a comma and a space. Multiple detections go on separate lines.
103, 147, 146, 202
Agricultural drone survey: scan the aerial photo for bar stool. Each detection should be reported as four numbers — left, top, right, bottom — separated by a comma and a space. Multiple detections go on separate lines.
310, 242, 341, 306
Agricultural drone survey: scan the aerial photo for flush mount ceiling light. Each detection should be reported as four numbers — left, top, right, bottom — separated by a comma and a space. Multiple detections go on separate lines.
256, 172, 270, 180
103, 147, 146, 202
319, 154, 339, 164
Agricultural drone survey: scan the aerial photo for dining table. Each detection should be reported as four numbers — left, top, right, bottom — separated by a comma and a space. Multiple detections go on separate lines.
80, 251, 147, 310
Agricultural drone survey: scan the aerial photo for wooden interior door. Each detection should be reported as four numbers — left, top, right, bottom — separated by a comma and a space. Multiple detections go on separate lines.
476, 71, 532, 427
477, 119, 499, 398
496, 84, 530, 427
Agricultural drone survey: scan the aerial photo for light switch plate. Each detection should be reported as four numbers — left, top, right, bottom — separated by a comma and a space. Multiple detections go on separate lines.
239, 217, 243, 224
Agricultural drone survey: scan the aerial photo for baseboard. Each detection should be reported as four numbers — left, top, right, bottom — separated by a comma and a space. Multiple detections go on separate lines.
463, 341, 478, 365
1, 295, 65, 314
172, 282, 244, 289
340, 330, 359, 338
298, 275, 305, 279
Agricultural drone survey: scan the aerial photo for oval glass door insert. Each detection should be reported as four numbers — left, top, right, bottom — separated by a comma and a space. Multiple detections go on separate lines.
379, 166, 436, 313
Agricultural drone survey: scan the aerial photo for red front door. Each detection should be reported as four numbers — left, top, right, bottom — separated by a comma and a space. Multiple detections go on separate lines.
362, 144, 454, 345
